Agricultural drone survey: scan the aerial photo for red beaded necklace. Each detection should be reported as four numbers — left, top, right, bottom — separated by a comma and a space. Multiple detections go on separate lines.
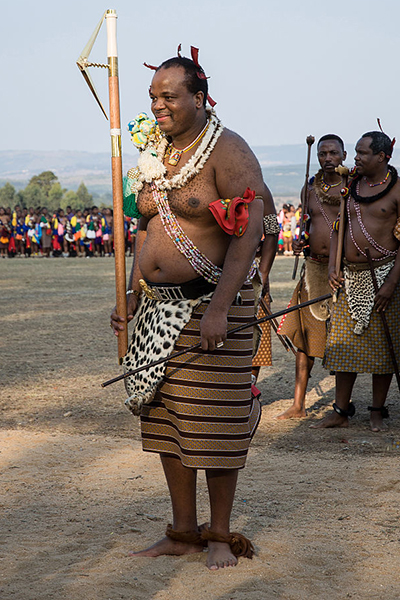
364, 171, 390, 187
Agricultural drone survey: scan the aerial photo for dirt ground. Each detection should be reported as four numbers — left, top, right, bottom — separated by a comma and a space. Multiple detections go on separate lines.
1, 255, 400, 600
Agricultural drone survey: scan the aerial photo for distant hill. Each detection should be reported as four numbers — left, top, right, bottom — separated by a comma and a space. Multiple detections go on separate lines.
1, 147, 399, 204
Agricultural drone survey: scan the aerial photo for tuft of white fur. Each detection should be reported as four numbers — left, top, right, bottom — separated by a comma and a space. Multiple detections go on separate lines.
138, 147, 166, 182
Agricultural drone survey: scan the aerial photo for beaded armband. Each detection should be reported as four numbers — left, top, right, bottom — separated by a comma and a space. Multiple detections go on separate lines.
394, 217, 400, 242
263, 214, 280, 236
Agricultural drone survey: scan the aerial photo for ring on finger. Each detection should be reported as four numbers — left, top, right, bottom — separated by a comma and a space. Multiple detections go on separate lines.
216, 341, 224, 348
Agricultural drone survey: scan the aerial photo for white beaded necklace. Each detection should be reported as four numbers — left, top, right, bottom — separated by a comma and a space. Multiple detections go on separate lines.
130, 111, 223, 196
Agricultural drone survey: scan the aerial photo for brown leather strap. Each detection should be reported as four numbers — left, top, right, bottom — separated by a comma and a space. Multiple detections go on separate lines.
200, 526, 254, 559
165, 524, 207, 547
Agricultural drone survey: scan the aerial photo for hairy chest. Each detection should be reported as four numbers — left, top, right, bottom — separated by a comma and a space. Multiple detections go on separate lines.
137, 165, 218, 222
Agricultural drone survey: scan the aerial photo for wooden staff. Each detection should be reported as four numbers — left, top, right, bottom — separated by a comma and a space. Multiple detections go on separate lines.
259, 297, 297, 356
333, 165, 349, 302
101, 292, 331, 387
292, 135, 315, 280
365, 247, 400, 391
77, 10, 128, 363
106, 10, 128, 363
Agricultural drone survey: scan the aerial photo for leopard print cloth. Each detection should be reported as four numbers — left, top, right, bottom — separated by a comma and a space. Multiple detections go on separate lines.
344, 260, 395, 335
123, 293, 211, 415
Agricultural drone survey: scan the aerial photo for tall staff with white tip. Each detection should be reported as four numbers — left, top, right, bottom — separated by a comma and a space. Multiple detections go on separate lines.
106, 9, 128, 362
77, 10, 128, 363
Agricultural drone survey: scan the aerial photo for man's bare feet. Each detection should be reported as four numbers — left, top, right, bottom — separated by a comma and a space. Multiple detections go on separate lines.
129, 536, 204, 557
309, 411, 348, 429
276, 404, 306, 420
206, 541, 237, 570
370, 412, 388, 433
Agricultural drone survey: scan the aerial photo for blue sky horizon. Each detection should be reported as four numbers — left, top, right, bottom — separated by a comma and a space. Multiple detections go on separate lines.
2, 0, 399, 156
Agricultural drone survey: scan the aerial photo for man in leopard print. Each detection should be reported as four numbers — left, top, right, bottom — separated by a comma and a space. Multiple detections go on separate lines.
311, 131, 400, 432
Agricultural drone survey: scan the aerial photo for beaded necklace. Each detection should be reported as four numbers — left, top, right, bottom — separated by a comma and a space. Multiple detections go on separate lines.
313, 170, 342, 205
321, 175, 342, 192
151, 184, 256, 284
156, 112, 223, 191
347, 197, 397, 261
350, 165, 398, 204
164, 120, 210, 166
151, 184, 223, 284
364, 170, 390, 187
314, 194, 334, 238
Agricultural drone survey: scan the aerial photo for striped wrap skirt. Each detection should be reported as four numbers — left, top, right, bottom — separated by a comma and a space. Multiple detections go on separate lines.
140, 283, 261, 470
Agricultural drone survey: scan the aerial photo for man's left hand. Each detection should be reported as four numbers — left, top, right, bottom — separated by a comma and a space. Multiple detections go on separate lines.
374, 280, 396, 312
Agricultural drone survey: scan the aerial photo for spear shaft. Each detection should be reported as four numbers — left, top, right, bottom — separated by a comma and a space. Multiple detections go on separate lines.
292, 135, 315, 280
101, 292, 330, 387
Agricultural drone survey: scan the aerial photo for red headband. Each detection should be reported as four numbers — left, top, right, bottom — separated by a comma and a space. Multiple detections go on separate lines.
144, 45, 217, 107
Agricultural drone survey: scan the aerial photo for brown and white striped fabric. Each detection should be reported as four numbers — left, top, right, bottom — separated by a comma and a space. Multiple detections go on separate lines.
140, 283, 261, 470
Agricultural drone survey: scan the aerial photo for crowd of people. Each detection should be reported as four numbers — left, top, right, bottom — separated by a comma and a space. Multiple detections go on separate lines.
0, 204, 138, 258
276, 203, 302, 254
0, 201, 305, 259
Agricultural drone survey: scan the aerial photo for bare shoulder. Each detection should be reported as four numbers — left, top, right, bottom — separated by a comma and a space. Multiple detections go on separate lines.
392, 178, 400, 214
213, 128, 260, 168
211, 128, 264, 198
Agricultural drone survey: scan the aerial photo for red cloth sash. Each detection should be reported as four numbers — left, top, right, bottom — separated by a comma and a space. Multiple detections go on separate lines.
208, 188, 255, 237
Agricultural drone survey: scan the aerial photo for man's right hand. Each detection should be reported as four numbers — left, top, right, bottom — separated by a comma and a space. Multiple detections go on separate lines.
110, 294, 138, 336
328, 268, 343, 291
292, 239, 304, 256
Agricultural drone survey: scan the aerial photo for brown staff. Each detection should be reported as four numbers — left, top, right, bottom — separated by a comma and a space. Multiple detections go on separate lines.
332, 165, 349, 302
101, 292, 331, 387
77, 10, 128, 364
259, 297, 297, 356
292, 135, 315, 280
365, 247, 400, 391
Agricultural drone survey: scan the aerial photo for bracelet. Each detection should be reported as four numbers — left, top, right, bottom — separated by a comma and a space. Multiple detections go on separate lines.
126, 289, 141, 297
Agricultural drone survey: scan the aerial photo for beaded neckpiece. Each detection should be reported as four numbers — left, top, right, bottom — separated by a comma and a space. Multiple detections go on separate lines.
350, 165, 398, 204
164, 120, 210, 166
313, 170, 342, 205
151, 184, 222, 284
123, 110, 223, 218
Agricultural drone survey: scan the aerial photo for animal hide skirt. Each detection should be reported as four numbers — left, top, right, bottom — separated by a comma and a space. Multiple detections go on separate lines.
139, 283, 261, 470
277, 260, 329, 359
123, 293, 207, 416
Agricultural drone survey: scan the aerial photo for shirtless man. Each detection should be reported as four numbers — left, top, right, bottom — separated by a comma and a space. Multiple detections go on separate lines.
277, 135, 346, 418
111, 54, 276, 570
311, 131, 400, 432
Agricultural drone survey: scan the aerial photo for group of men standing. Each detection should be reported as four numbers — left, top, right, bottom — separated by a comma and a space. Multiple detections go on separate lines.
110, 51, 399, 570
279, 131, 400, 434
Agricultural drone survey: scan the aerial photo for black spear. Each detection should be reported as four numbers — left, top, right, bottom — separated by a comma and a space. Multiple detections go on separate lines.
101, 292, 331, 388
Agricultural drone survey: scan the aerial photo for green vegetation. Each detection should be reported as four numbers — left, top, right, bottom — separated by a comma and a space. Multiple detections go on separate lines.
0, 172, 112, 211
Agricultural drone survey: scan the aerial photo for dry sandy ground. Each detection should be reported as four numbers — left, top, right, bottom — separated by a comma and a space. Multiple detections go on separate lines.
1, 255, 400, 600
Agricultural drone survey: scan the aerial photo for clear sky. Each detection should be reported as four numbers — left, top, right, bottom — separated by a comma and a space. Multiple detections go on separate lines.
2, 0, 399, 157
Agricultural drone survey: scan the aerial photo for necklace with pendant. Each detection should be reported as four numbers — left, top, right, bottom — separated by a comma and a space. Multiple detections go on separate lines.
165, 120, 210, 166
321, 175, 342, 192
